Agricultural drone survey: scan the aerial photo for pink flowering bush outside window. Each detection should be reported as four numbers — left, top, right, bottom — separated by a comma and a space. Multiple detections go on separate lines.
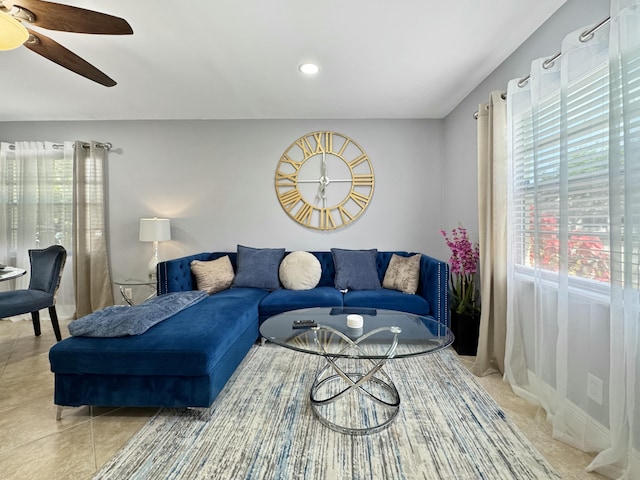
441, 226, 481, 316
528, 212, 610, 283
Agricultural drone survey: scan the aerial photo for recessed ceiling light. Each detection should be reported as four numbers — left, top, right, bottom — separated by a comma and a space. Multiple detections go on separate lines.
299, 63, 319, 75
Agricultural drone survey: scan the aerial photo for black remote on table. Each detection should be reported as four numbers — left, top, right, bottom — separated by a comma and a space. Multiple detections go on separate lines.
292, 319, 317, 329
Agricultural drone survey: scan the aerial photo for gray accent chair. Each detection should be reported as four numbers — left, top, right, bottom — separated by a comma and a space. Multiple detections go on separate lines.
0, 245, 67, 341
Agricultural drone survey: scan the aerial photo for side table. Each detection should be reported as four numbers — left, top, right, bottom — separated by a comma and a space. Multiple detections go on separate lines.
114, 279, 156, 306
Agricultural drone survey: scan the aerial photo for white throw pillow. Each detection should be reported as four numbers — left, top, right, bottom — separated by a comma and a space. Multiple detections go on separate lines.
279, 251, 321, 290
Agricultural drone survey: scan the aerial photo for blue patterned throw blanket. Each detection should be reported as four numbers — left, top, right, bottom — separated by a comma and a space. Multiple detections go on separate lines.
69, 291, 208, 337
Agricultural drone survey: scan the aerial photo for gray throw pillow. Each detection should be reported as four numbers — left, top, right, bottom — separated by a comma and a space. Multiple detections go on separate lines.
382, 253, 421, 294
331, 248, 381, 291
191, 256, 235, 294
232, 245, 285, 290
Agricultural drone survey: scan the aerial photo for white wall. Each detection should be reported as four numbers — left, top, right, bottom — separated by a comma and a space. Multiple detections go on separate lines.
0, 119, 444, 280
442, 0, 611, 247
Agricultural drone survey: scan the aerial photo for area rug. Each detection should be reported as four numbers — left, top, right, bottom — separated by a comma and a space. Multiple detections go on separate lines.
94, 344, 560, 480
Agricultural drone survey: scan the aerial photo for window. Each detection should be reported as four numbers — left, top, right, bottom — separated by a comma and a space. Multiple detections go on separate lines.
1, 143, 73, 261
511, 63, 613, 285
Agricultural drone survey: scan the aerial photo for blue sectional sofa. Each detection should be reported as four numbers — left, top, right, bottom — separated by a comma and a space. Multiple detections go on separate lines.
49, 250, 449, 412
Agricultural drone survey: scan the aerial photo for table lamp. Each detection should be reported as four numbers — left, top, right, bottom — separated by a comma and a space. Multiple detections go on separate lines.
139, 217, 171, 278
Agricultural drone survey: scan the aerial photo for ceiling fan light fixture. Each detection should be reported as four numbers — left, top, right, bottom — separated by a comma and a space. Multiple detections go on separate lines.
299, 63, 319, 75
0, 11, 29, 51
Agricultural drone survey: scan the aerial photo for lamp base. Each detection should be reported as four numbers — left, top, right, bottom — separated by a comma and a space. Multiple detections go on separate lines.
148, 241, 159, 279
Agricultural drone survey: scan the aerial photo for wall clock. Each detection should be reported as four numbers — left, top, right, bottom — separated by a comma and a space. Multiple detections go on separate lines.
275, 131, 375, 230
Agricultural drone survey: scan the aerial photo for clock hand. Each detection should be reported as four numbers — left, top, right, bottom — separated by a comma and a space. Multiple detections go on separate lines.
320, 151, 329, 208
321, 151, 327, 178
315, 177, 327, 207
314, 151, 329, 207
321, 151, 328, 208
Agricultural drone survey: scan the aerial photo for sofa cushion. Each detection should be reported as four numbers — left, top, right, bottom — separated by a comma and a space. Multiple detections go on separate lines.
191, 256, 235, 294
331, 248, 381, 291
343, 288, 430, 316
382, 253, 421, 294
279, 251, 321, 290
50, 288, 269, 377
259, 287, 343, 319
232, 245, 285, 290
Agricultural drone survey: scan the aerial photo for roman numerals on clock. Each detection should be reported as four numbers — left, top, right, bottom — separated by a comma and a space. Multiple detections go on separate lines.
275, 131, 374, 231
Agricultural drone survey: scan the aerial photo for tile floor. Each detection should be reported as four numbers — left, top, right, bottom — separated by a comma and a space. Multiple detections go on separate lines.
0, 316, 606, 480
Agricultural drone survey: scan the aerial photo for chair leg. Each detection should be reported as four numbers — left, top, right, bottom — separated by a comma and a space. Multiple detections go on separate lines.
31, 311, 41, 337
48, 306, 62, 342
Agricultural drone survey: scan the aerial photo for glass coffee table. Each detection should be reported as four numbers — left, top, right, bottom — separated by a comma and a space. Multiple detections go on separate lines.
260, 307, 453, 435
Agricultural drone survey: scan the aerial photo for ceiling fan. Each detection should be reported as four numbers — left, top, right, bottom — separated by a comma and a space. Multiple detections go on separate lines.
0, 0, 132, 86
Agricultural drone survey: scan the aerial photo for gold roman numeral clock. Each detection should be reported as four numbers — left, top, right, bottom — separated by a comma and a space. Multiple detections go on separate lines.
275, 131, 375, 230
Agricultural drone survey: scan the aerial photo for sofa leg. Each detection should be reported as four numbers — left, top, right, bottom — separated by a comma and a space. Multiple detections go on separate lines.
56, 406, 63, 421
260, 337, 267, 346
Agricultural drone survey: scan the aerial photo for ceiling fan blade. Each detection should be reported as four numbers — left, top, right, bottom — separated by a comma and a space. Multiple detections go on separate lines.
23, 29, 117, 86
8, 0, 133, 34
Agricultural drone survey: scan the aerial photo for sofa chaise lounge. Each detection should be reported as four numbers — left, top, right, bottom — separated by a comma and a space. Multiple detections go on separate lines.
49, 249, 449, 414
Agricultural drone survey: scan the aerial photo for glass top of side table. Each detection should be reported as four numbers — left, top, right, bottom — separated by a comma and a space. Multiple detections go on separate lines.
260, 307, 453, 359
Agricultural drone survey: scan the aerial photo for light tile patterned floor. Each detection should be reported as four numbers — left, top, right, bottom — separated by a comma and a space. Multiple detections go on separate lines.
0, 316, 605, 480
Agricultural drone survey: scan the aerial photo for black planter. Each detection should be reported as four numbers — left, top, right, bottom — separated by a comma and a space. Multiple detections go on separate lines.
450, 310, 480, 356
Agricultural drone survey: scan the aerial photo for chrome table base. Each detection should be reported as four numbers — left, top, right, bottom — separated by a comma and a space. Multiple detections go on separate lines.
310, 326, 401, 435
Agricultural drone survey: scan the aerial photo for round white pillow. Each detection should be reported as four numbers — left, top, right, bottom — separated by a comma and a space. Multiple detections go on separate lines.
279, 251, 321, 290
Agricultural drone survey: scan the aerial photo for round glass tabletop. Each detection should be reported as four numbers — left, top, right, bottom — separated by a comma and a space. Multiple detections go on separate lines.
260, 307, 453, 359
0, 267, 27, 282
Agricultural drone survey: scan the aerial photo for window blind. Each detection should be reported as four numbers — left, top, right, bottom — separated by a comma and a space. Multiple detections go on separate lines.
511, 63, 613, 284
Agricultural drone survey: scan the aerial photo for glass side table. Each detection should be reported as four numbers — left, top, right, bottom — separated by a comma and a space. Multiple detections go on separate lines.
114, 279, 156, 306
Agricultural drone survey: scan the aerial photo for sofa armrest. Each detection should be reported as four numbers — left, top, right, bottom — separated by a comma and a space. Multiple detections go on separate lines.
417, 254, 450, 328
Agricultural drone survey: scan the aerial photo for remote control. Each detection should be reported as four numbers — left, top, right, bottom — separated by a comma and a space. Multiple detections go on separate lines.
292, 319, 317, 329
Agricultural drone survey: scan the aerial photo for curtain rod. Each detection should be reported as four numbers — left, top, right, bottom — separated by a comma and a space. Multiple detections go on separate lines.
473, 15, 611, 120
81, 142, 112, 150
9, 142, 113, 152
7, 142, 112, 150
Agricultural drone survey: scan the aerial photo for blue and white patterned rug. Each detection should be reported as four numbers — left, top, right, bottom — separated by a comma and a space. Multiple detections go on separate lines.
94, 344, 560, 479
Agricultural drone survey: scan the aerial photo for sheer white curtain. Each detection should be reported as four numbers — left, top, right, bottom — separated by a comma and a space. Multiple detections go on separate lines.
505, 1, 640, 477
0, 141, 75, 317
0, 140, 114, 320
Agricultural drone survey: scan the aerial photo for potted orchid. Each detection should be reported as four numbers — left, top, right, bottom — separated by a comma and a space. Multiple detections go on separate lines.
441, 225, 481, 355
440, 225, 480, 315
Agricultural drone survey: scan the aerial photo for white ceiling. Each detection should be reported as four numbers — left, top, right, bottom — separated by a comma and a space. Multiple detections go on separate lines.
0, 0, 567, 121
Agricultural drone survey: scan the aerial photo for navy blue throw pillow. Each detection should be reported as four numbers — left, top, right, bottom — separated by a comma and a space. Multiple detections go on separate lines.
331, 248, 381, 291
232, 245, 285, 290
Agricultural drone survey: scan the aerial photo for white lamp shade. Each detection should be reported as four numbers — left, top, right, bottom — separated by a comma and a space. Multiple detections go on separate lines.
139, 218, 171, 242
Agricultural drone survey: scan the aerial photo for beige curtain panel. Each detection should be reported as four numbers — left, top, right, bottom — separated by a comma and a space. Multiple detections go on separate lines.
73, 140, 115, 317
474, 91, 507, 376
